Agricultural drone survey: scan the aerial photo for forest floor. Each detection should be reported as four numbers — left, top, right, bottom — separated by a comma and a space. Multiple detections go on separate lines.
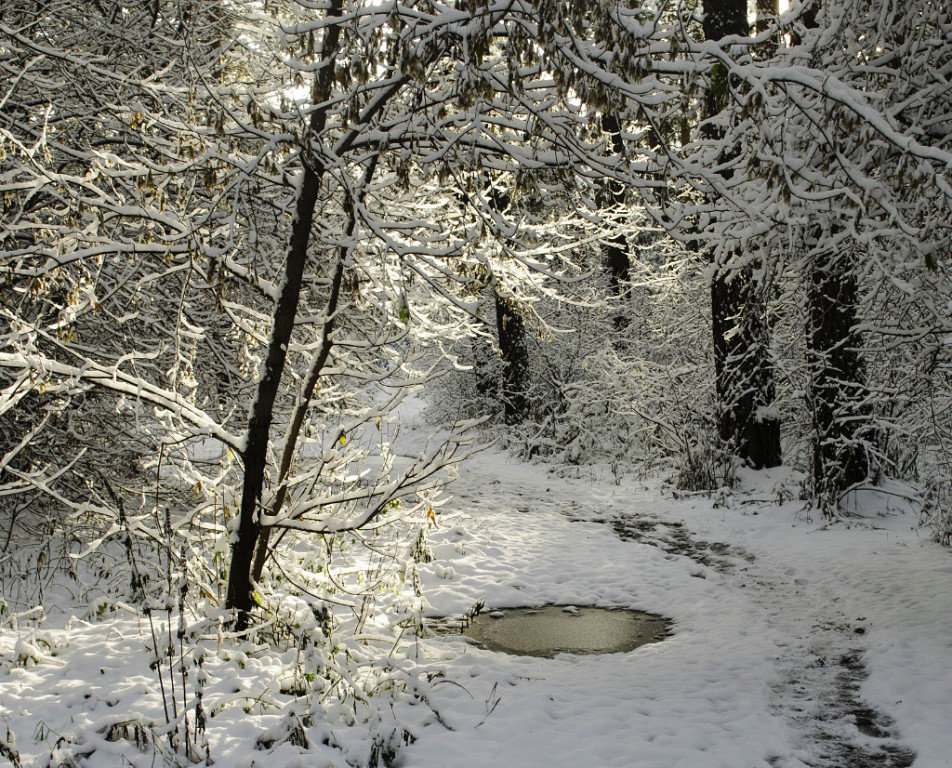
2, 401, 952, 767
398, 413, 952, 768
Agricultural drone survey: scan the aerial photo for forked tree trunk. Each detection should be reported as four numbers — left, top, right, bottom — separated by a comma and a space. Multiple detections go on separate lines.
248, 254, 345, 584
225, 1, 344, 628
225, 166, 322, 628
249, 155, 378, 584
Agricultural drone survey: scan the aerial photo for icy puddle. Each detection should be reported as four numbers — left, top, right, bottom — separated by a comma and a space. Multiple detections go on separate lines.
459, 605, 670, 658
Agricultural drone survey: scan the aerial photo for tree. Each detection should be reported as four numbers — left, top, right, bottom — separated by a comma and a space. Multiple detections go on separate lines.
728, 0, 952, 508
806, 228, 869, 504
525, 0, 952, 506
0, 0, 246, 565
702, 0, 782, 470
219, 0, 632, 623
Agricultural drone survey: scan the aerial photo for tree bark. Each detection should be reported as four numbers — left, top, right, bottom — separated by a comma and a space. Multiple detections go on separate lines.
755, 0, 780, 57
249, 253, 346, 583
494, 290, 530, 424
796, 6, 868, 508
711, 266, 781, 468
704, 0, 782, 469
807, 243, 869, 507
472, 319, 499, 402
482, 181, 531, 424
600, 113, 631, 325
702, 0, 748, 43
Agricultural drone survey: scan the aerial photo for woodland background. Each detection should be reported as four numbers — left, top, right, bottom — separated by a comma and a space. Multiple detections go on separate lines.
1, 1, 952, 764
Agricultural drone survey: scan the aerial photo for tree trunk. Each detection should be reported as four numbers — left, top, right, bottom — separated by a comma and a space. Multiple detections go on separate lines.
702, 0, 748, 43
711, 265, 781, 468
795, 6, 868, 508
472, 323, 499, 402
755, 0, 780, 57
249, 252, 346, 583
494, 290, 530, 424
482, 180, 531, 424
225, 1, 343, 628
248, 155, 378, 583
600, 113, 631, 331
225, 164, 322, 627
704, 0, 782, 469
807, 245, 869, 508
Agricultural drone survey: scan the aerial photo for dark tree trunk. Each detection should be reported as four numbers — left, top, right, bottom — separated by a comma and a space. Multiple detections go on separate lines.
756, 0, 777, 31
482, 180, 531, 424
603, 236, 630, 308
807, 245, 869, 507
600, 113, 631, 330
225, 1, 343, 629
711, 265, 782, 468
225, 167, 320, 628
702, 0, 748, 42
704, 0, 782, 469
494, 290, 530, 424
755, 0, 779, 56
249, 252, 345, 583
472, 330, 499, 401
248, 156, 379, 584
795, 6, 867, 507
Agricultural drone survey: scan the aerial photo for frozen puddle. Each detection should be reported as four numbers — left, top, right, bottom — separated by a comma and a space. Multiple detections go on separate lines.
458, 605, 670, 658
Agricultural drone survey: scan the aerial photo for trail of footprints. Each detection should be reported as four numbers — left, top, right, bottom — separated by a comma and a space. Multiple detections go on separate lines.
450, 469, 916, 766
767, 624, 915, 768
573, 508, 916, 768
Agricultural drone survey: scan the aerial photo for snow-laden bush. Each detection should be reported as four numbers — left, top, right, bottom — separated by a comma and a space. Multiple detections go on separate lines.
429, 231, 734, 487
0, 457, 450, 768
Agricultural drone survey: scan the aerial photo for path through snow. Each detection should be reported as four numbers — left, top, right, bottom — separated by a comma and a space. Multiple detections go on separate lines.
402, 446, 952, 768
2, 422, 950, 768
604, 510, 915, 767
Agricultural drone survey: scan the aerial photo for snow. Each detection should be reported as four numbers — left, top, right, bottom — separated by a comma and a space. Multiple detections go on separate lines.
400, 443, 952, 767
2, 402, 952, 767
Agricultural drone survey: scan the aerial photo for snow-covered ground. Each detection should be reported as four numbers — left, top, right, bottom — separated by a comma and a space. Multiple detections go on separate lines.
401, 449, 952, 768
3, 403, 952, 767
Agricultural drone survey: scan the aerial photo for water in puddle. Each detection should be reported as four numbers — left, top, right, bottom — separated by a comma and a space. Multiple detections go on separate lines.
458, 605, 670, 658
